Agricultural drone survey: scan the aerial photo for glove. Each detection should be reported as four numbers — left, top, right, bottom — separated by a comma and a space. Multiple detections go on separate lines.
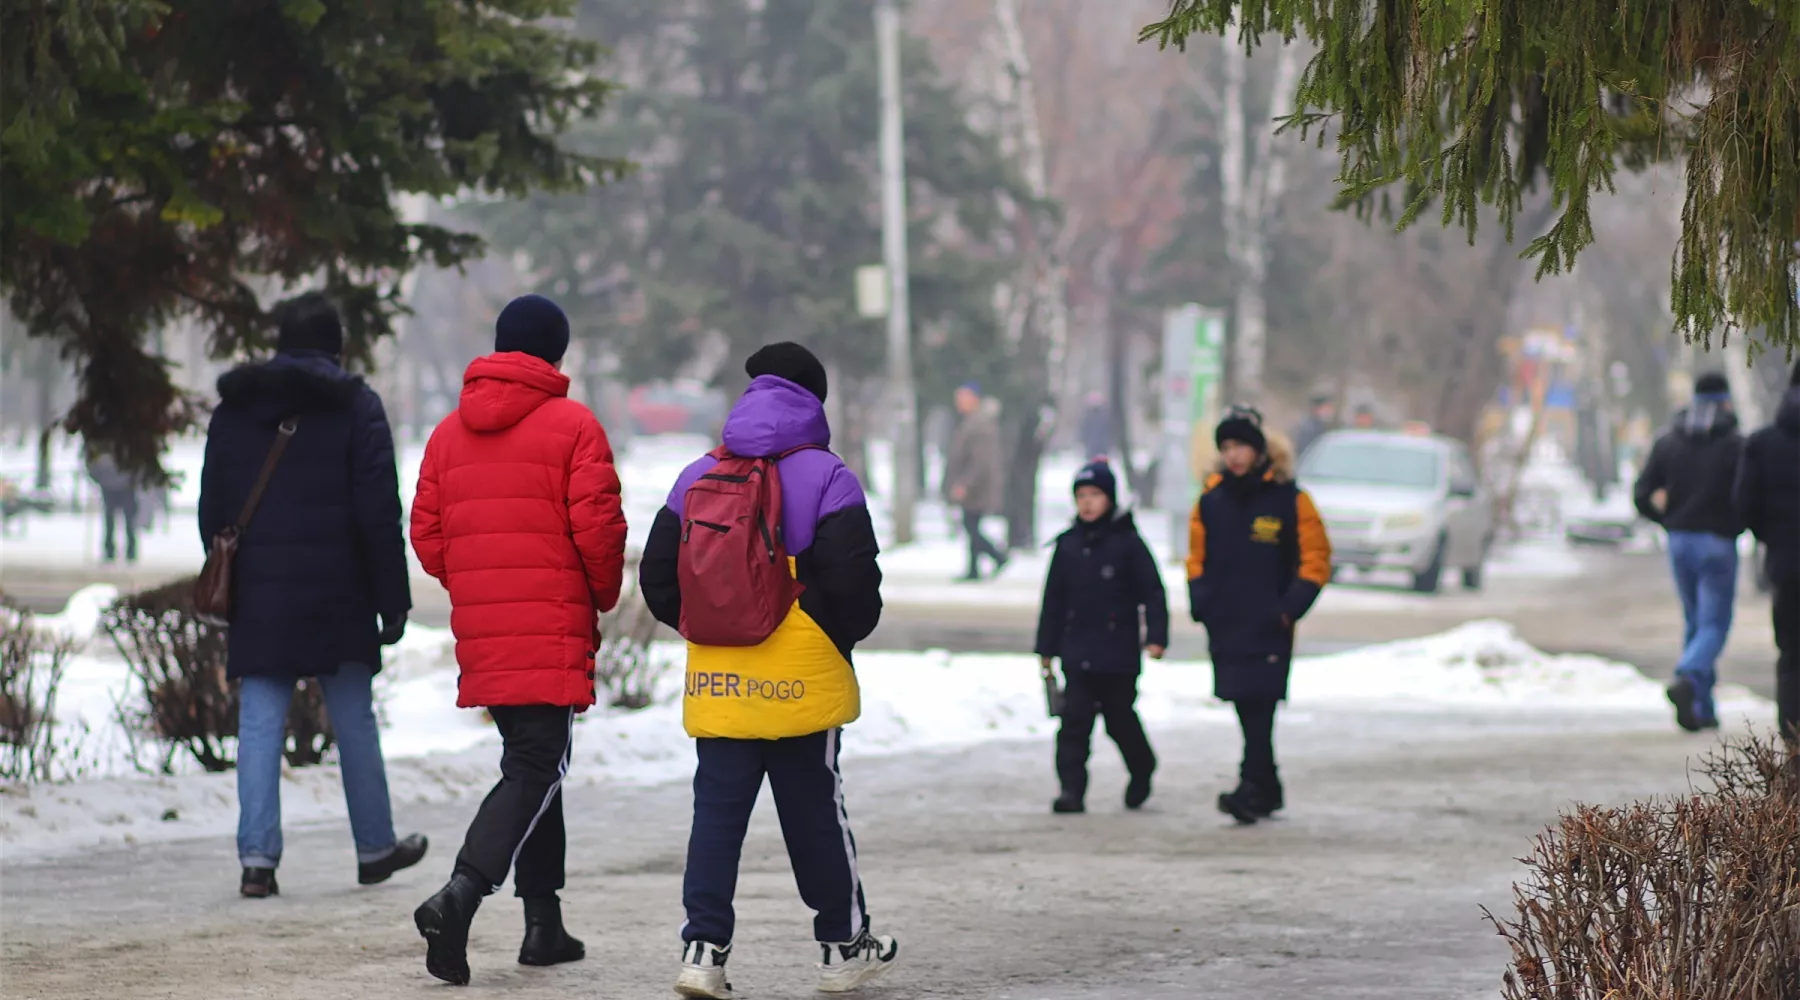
378, 612, 407, 646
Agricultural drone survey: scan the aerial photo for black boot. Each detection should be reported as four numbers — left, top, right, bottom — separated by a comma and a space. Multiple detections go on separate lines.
1217, 782, 1264, 825
414, 871, 486, 985
360, 833, 430, 885
1051, 792, 1086, 814
240, 867, 279, 898
1255, 768, 1283, 816
518, 896, 586, 966
1124, 770, 1153, 810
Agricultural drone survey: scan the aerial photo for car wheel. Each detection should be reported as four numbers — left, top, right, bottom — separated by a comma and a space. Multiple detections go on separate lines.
1411, 535, 1447, 594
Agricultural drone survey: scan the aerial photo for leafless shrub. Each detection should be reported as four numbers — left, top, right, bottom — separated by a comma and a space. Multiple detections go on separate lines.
1487, 735, 1800, 999
99, 577, 335, 772
0, 597, 77, 782
595, 579, 668, 711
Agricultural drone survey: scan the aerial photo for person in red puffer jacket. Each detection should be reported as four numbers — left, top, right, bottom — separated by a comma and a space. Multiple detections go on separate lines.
408, 294, 627, 986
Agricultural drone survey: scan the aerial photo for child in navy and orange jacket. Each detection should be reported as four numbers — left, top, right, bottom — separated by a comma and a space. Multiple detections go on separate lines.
1188, 406, 1331, 824
1035, 459, 1169, 814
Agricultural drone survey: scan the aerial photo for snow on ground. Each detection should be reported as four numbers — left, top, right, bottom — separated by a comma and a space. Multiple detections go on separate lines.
0, 601, 1770, 862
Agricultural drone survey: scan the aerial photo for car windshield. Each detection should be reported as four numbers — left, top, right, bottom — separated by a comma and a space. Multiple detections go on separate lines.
1300, 441, 1441, 489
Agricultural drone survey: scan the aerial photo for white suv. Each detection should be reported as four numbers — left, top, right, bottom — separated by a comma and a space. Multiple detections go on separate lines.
1297, 430, 1495, 593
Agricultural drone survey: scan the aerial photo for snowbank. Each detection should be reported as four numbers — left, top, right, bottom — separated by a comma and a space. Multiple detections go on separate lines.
0, 618, 1769, 861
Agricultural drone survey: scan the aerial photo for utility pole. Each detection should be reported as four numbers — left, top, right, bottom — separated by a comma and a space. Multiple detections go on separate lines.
875, 0, 917, 544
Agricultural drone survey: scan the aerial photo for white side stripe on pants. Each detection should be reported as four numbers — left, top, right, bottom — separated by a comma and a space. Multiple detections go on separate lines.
503, 706, 574, 890
826, 727, 866, 941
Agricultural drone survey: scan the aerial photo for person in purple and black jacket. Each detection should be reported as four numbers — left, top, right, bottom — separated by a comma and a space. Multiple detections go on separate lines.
638, 342, 896, 999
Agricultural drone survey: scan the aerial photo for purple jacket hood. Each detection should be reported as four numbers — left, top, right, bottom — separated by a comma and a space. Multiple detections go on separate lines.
721, 376, 832, 455
666, 376, 864, 553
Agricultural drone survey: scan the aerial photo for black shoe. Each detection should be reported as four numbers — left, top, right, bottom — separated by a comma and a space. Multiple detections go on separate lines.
1667, 679, 1701, 733
955, 572, 983, 584
1217, 784, 1263, 825
415, 872, 485, 985
992, 552, 1011, 576
240, 867, 279, 898
359, 833, 430, 885
1124, 772, 1153, 810
1051, 793, 1085, 814
519, 897, 586, 967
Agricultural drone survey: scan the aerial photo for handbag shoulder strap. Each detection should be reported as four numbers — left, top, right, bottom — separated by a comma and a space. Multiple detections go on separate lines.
235, 418, 298, 531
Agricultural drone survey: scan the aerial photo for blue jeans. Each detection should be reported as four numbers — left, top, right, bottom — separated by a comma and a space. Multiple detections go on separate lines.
237, 663, 397, 869
1667, 531, 1739, 724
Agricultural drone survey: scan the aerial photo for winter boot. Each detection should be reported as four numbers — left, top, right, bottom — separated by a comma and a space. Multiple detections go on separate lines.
518, 896, 585, 966
1216, 782, 1264, 825
1051, 792, 1085, 814
414, 871, 486, 985
675, 940, 733, 999
359, 833, 430, 885
1667, 678, 1701, 733
818, 929, 900, 993
240, 867, 279, 898
1124, 770, 1153, 810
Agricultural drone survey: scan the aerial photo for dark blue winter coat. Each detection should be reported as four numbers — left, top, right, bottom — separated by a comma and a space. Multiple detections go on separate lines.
1736, 385, 1800, 586
1034, 509, 1170, 675
1186, 447, 1332, 702
198, 352, 411, 680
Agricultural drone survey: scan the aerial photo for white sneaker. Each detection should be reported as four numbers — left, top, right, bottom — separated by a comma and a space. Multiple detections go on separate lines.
675, 940, 733, 999
816, 931, 899, 993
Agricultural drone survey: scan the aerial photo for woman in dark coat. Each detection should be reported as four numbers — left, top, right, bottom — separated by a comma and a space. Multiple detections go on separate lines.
199, 293, 426, 897
1187, 407, 1332, 823
1035, 459, 1169, 814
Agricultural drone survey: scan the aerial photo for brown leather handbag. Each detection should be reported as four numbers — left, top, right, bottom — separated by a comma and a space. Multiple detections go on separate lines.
194, 418, 297, 626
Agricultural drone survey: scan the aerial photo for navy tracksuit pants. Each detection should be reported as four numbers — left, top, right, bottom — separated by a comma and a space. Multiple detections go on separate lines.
682, 728, 869, 946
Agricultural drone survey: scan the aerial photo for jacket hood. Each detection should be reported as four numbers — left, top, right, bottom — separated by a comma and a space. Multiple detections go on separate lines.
217, 352, 361, 424
458, 352, 570, 433
1776, 385, 1800, 434
720, 376, 831, 456
1673, 402, 1739, 440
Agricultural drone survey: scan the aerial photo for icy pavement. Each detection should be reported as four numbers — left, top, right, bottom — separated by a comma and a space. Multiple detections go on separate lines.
0, 707, 1748, 999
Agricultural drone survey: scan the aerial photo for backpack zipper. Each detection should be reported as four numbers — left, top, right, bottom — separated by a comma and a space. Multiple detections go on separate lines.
684, 519, 729, 541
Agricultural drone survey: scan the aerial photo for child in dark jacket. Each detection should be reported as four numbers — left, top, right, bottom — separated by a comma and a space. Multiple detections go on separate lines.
1187, 406, 1332, 824
1035, 460, 1169, 814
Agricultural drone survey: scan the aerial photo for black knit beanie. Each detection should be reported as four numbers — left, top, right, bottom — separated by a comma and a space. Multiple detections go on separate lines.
1073, 459, 1117, 505
1693, 371, 1731, 397
745, 341, 828, 403
495, 294, 571, 364
275, 292, 344, 356
1215, 405, 1268, 454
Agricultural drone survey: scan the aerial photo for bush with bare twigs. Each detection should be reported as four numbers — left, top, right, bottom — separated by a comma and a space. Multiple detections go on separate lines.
99, 577, 336, 772
0, 595, 78, 782
1487, 735, 1800, 999
594, 580, 669, 711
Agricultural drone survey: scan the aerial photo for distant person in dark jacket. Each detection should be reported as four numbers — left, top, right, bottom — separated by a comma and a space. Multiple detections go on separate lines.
199, 293, 426, 899
1291, 394, 1336, 459
1187, 407, 1331, 824
1734, 359, 1800, 741
1632, 372, 1745, 733
945, 382, 1008, 581
1078, 391, 1115, 461
84, 447, 139, 563
1035, 459, 1168, 815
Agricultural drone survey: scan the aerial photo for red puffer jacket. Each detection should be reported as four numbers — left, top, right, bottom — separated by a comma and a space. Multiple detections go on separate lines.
411, 353, 628, 708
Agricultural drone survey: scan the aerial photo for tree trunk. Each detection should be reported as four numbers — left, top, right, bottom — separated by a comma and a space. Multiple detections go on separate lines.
1217, 39, 1301, 404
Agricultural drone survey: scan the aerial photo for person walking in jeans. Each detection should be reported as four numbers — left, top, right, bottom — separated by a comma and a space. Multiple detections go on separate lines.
408, 295, 628, 986
1634, 372, 1747, 732
1734, 359, 1800, 741
198, 293, 425, 898
1035, 459, 1168, 814
639, 343, 895, 998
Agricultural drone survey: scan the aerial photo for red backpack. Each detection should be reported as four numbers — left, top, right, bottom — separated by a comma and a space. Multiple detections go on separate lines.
676, 444, 819, 646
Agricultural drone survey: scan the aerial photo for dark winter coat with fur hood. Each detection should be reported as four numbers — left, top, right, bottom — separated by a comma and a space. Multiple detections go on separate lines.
199, 351, 411, 680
